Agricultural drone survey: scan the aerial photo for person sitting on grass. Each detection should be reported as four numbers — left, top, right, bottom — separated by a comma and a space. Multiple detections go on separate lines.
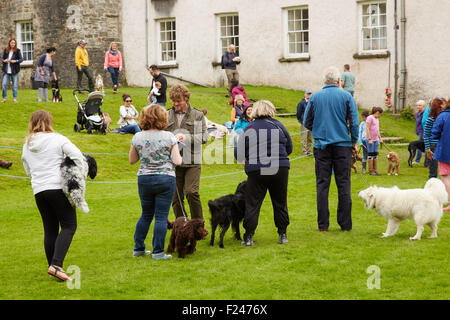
111, 94, 141, 134
230, 105, 253, 147
202, 108, 227, 139
228, 79, 250, 107
230, 94, 246, 124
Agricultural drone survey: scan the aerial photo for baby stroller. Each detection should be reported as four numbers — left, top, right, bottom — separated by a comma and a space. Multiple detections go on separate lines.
73, 89, 107, 134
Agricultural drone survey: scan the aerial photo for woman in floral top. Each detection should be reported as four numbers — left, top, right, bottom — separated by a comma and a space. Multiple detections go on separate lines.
129, 104, 182, 260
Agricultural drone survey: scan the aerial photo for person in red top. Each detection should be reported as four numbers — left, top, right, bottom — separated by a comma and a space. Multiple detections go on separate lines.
228, 79, 250, 107
104, 42, 123, 94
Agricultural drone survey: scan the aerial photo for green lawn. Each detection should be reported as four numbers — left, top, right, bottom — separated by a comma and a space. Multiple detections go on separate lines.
0, 85, 448, 300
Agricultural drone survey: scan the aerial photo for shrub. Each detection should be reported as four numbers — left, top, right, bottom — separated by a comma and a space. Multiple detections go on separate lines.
401, 107, 415, 121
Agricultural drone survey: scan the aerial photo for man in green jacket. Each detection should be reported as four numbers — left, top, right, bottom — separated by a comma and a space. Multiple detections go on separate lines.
166, 84, 209, 219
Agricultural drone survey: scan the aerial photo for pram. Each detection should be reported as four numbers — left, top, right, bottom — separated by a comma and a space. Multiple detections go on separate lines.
73, 89, 107, 134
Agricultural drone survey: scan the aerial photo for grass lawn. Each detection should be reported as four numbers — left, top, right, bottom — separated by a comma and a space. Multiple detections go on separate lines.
0, 85, 448, 300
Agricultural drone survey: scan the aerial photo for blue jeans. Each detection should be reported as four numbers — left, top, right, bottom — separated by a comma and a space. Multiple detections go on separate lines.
107, 67, 119, 86
367, 140, 379, 155
120, 124, 141, 134
2, 73, 19, 99
134, 174, 176, 254
415, 133, 423, 162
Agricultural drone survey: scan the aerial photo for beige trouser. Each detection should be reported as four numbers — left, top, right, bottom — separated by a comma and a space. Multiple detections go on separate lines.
225, 69, 239, 92
300, 124, 312, 155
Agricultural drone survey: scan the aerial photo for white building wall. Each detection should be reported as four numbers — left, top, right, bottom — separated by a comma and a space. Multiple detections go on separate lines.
122, 0, 450, 110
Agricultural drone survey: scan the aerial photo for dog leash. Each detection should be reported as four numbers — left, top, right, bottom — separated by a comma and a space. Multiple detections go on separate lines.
175, 187, 189, 222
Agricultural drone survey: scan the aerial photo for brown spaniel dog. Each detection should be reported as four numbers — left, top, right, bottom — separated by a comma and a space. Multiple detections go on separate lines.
387, 151, 400, 176
167, 217, 208, 258
351, 147, 363, 173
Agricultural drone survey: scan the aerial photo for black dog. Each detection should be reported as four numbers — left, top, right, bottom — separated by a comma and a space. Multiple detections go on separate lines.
208, 180, 247, 248
408, 140, 425, 167
51, 79, 63, 102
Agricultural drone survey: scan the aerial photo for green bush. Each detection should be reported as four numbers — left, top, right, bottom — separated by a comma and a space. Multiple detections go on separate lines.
401, 107, 415, 121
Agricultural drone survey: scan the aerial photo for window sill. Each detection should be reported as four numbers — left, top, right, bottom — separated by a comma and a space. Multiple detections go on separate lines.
21, 62, 34, 68
279, 56, 310, 63
156, 63, 178, 70
353, 51, 390, 59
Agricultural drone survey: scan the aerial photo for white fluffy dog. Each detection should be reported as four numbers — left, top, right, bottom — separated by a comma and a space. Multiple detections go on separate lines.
95, 74, 104, 94
358, 178, 448, 240
60, 155, 97, 213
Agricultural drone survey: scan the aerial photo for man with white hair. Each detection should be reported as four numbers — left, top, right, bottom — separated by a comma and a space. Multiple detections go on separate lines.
303, 66, 359, 232
221, 44, 240, 95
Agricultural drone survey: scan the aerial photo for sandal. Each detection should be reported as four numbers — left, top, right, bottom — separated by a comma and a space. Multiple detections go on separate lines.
48, 265, 72, 282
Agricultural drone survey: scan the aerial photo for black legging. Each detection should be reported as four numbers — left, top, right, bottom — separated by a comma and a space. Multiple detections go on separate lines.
34, 189, 77, 267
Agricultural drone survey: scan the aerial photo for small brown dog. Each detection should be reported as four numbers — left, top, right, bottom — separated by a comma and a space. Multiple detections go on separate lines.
102, 112, 112, 132
387, 151, 400, 176
351, 148, 363, 173
167, 217, 208, 258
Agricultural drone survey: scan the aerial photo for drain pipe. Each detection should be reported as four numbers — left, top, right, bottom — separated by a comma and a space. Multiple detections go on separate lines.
393, 0, 399, 114
399, 0, 407, 110
145, 0, 149, 68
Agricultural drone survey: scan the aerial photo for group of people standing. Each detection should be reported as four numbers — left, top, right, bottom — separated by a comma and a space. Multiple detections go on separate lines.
1, 39, 124, 103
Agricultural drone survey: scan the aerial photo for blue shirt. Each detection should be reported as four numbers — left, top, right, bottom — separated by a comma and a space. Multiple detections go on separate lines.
303, 85, 359, 149
431, 109, 450, 163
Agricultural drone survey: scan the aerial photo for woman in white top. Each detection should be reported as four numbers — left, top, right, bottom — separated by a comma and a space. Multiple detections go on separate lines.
112, 93, 141, 134
22, 110, 84, 282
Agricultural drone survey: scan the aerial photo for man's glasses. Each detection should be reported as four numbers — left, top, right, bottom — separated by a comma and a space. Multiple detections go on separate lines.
125, 100, 132, 102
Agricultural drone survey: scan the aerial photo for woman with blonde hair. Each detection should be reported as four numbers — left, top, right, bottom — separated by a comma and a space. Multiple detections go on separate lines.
236, 100, 292, 246
21, 110, 84, 282
104, 42, 122, 94
129, 104, 182, 259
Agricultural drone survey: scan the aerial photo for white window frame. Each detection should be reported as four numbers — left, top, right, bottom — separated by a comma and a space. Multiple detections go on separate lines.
16, 20, 34, 66
157, 18, 176, 65
216, 13, 239, 61
359, 1, 387, 53
283, 6, 310, 59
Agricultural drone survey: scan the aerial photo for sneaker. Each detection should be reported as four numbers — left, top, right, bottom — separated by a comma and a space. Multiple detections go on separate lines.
119, 131, 127, 135
443, 205, 450, 212
152, 252, 172, 260
362, 168, 366, 174
278, 233, 288, 244
370, 172, 381, 176
413, 161, 420, 166
241, 234, 254, 246
133, 250, 151, 257
110, 129, 120, 133
318, 228, 328, 232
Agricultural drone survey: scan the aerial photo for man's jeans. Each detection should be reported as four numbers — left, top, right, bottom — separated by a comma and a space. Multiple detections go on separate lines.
134, 175, 176, 254
77, 66, 94, 92
2, 73, 19, 99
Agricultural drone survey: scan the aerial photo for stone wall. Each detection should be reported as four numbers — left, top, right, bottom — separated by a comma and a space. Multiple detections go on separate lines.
0, 0, 124, 89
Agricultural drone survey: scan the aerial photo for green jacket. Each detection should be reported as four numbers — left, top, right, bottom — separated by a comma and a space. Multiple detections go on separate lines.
166, 104, 209, 166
